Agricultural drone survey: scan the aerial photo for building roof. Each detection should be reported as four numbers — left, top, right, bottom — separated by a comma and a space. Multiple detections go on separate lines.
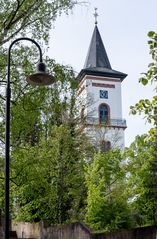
77, 25, 127, 82
84, 25, 111, 69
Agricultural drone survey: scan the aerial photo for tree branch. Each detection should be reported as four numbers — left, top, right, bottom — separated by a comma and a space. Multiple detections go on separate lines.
4, 0, 20, 31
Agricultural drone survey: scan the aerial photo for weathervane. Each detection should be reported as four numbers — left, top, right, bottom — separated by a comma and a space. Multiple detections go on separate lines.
94, 7, 98, 25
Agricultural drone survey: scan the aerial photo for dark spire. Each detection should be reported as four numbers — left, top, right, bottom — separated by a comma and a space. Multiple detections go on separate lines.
84, 25, 111, 69
77, 24, 127, 82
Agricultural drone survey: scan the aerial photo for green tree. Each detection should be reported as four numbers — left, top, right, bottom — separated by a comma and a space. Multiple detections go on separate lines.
0, 0, 81, 150
0, 0, 90, 223
10, 60, 94, 223
130, 31, 157, 137
124, 134, 157, 226
0, 0, 78, 46
85, 150, 131, 231
11, 124, 91, 223
0, 60, 93, 223
128, 31, 157, 226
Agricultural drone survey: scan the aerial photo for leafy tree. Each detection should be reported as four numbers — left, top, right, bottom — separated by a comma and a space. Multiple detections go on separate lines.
128, 31, 157, 226
0, 0, 81, 150
124, 134, 157, 226
10, 59, 95, 223
0, 0, 78, 46
11, 124, 90, 223
130, 31, 157, 137
0, 0, 90, 224
0, 59, 93, 223
85, 150, 132, 231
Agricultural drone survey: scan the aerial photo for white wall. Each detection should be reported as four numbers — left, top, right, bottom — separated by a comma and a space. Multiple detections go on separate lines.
78, 74, 126, 149
84, 76, 123, 119
85, 126, 125, 150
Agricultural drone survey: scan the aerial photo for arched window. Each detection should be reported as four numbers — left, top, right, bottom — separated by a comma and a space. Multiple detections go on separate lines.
100, 140, 111, 152
99, 104, 110, 124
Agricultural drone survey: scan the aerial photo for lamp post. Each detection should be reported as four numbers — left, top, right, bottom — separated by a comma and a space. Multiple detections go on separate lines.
5, 37, 55, 239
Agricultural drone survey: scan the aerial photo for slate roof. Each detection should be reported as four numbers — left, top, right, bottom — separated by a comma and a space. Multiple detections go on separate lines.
84, 25, 111, 69
77, 25, 127, 82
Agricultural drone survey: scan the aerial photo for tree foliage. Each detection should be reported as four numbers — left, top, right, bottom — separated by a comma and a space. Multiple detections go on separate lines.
0, 0, 78, 45
11, 124, 89, 223
0, 54, 93, 223
127, 31, 157, 226
0, 0, 91, 225
124, 134, 157, 226
130, 31, 157, 136
85, 150, 132, 231
0, 51, 89, 221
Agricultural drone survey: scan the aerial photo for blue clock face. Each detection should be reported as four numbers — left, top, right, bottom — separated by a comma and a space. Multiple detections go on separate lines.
100, 90, 108, 99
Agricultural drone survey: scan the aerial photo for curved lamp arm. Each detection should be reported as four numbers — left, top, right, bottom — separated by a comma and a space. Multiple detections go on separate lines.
7, 37, 43, 88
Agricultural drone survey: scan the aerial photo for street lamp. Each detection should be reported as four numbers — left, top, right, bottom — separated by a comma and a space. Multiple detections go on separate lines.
5, 37, 55, 239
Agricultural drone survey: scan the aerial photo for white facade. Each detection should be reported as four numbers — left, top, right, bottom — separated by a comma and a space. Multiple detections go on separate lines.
78, 74, 126, 150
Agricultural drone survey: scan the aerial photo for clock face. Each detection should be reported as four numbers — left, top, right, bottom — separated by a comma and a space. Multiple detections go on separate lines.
100, 90, 108, 99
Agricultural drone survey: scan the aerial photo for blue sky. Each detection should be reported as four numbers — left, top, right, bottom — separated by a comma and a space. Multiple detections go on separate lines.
48, 0, 157, 147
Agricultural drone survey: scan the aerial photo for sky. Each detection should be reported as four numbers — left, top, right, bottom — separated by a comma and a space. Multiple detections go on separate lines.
48, 0, 157, 147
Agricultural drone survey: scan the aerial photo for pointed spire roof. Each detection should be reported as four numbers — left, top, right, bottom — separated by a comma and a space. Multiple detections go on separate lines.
84, 25, 111, 69
77, 25, 127, 82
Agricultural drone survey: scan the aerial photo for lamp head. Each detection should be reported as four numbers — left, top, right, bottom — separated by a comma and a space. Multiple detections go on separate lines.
26, 62, 55, 86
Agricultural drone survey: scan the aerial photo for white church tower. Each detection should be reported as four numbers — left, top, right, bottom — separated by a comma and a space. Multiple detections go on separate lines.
77, 11, 127, 151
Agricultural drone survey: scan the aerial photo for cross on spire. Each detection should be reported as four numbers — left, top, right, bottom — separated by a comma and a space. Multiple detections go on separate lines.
94, 8, 98, 25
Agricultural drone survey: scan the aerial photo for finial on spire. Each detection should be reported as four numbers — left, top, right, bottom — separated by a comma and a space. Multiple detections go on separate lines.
94, 8, 98, 25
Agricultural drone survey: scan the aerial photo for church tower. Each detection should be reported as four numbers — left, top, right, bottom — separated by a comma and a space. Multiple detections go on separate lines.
77, 11, 127, 150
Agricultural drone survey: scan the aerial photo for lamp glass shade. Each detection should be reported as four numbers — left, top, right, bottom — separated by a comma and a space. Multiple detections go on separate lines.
27, 72, 55, 86
26, 62, 55, 86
